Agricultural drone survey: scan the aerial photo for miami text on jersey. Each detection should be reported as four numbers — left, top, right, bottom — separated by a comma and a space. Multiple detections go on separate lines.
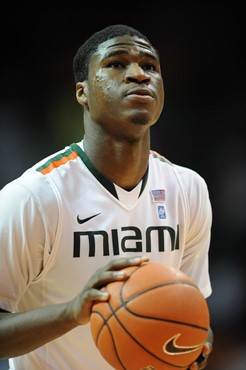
73, 225, 180, 257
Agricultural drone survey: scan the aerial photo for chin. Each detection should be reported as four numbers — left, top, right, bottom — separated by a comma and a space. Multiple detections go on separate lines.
130, 114, 150, 126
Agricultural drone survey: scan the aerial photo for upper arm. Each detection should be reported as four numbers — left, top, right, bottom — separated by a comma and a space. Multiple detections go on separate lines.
0, 182, 46, 312
179, 170, 213, 298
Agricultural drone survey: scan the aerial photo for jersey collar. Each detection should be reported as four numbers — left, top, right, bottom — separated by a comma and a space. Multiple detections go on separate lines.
70, 143, 148, 200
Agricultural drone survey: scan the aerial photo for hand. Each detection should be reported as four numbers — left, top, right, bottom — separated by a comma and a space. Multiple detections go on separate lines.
188, 343, 212, 369
189, 327, 213, 369
66, 256, 149, 326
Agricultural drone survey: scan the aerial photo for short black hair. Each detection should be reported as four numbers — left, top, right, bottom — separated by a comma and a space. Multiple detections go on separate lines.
73, 24, 157, 83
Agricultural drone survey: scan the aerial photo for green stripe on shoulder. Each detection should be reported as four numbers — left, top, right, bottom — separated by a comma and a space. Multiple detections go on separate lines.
150, 150, 172, 164
36, 147, 74, 173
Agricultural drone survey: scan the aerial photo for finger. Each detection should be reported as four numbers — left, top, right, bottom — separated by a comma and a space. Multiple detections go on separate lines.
189, 362, 198, 370
106, 256, 150, 270
191, 354, 208, 370
89, 270, 130, 289
73, 289, 110, 325
198, 357, 208, 369
199, 353, 209, 369
83, 288, 110, 302
203, 342, 212, 356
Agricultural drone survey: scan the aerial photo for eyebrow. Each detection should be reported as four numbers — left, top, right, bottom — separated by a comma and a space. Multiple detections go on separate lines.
103, 49, 159, 61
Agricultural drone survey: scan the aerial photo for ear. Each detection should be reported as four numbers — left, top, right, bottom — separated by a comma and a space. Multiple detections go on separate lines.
76, 81, 88, 107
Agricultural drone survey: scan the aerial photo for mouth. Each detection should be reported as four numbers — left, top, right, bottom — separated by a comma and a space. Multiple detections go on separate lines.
125, 88, 155, 103
125, 88, 154, 98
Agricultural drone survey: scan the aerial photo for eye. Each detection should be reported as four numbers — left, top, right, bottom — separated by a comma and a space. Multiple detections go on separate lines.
142, 63, 157, 71
107, 61, 125, 69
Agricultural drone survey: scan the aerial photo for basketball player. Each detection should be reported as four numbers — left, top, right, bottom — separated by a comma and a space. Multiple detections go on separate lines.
0, 25, 213, 369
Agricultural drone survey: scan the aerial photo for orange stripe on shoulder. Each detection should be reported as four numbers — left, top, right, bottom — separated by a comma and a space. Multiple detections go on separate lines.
40, 151, 79, 175
150, 150, 162, 158
150, 150, 171, 164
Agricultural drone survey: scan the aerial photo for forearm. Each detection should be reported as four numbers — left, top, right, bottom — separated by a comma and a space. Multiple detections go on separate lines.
0, 302, 78, 359
0, 256, 149, 359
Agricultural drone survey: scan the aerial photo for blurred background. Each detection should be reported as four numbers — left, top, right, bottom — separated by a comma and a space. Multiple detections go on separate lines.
0, 4, 245, 369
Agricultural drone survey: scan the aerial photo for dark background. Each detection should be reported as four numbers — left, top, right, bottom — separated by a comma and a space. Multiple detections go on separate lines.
0, 4, 245, 369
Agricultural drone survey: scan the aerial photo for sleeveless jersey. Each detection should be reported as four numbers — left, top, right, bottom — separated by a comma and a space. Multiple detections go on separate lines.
0, 140, 212, 370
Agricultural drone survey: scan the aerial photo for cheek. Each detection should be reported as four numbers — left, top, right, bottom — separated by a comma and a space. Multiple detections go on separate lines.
89, 74, 120, 115
86, 80, 115, 122
157, 80, 165, 110
158, 78, 165, 98
95, 72, 119, 99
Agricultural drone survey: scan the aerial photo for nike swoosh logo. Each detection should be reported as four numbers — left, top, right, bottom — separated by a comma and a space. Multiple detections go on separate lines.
77, 213, 101, 224
163, 333, 204, 355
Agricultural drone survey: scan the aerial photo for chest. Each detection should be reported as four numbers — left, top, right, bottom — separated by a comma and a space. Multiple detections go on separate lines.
43, 160, 187, 300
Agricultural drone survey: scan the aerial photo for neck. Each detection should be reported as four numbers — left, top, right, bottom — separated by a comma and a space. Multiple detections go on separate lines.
83, 127, 150, 190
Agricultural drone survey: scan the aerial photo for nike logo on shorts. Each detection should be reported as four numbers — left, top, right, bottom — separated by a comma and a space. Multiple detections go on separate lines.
77, 213, 101, 224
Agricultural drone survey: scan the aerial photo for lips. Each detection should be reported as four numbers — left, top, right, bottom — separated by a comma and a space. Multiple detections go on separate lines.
125, 88, 154, 98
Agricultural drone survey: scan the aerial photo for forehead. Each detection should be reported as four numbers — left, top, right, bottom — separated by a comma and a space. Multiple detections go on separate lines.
94, 35, 158, 61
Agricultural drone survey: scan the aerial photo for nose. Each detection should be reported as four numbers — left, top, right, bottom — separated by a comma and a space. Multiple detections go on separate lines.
124, 63, 150, 84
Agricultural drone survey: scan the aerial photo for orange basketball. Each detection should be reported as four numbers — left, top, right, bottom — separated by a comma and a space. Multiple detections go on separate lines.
90, 262, 210, 370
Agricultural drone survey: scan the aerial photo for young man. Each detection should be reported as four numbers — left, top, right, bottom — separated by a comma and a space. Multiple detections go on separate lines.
0, 25, 213, 369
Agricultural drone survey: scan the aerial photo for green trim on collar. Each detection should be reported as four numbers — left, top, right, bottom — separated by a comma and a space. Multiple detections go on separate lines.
140, 166, 149, 196
70, 142, 149, 199
70, 143, 118, 198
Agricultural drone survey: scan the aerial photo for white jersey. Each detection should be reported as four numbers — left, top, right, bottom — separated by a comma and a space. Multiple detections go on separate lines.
0, 140, 212, 370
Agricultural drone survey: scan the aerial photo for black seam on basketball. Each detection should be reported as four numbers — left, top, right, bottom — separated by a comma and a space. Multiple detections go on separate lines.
92, 310, 127, 370
91, 267, 207, 369
106, 300, 188, 369
91, 286, 114, 344
126, 264, 199, 292
92, 282, 208, 332
92, 310, 107, 346
120, 281, 208, 331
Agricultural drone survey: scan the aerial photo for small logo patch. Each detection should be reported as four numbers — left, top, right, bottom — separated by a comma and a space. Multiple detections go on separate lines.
158, 205, 166, 219
150, 189, 165, 203
77, 213, 101, 224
